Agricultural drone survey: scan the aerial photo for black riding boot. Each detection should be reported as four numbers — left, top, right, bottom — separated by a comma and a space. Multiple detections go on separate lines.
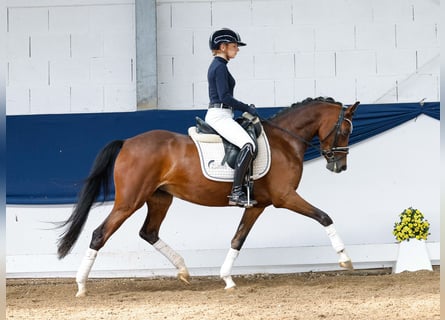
228, 144, 257, 208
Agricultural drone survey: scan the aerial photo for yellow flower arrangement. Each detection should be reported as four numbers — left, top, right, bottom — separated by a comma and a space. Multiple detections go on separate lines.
393, 207, 430, 242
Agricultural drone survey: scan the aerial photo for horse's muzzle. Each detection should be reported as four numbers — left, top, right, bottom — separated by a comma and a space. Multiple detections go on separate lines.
326, 161, 347, 173
323, 148, 348, 173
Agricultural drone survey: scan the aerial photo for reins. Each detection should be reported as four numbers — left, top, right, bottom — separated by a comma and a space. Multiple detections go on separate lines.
259, 106, 350, 159
259, 117, 320, 150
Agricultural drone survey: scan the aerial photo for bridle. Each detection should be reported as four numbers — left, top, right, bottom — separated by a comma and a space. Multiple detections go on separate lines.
319, 107, 353, 163
260, 107, 353, 162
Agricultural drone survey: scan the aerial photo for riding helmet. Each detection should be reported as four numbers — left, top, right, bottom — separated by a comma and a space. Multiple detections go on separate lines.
209, 28, 246, 50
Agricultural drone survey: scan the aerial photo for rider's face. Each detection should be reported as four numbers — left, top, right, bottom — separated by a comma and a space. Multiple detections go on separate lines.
220, 43, 240, 60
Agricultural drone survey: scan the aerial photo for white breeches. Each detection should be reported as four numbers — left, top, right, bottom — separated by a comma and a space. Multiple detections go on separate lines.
205, 108, 256, 151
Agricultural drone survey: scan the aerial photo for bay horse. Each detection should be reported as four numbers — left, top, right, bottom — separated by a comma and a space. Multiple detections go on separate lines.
57, 97, 359, 297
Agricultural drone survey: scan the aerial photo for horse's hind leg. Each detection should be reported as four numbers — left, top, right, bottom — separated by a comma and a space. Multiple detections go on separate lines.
75, 203, 143, 297
220, 207, 265, 289
139, 190, 190, 284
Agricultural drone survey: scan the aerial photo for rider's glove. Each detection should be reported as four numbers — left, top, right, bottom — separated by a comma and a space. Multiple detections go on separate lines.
247, 104, 258, 117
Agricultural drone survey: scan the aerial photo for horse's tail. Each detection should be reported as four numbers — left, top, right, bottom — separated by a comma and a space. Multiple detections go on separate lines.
57, 140, 124, 259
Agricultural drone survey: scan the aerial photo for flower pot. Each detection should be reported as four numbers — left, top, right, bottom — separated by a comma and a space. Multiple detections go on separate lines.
393, 239, 433, 273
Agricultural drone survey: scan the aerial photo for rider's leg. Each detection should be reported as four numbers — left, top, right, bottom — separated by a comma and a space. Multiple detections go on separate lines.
228, 143, 257, 208
205, 109, 257, 207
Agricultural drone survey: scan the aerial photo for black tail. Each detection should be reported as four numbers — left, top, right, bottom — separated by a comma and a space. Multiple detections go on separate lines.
57, 140, 124, 259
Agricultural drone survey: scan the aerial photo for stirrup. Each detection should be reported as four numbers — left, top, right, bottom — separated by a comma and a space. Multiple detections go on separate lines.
228, 192, 257, 208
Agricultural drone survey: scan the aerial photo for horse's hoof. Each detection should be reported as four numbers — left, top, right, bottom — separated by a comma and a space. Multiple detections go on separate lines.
225, 286, 237, 292
222, 276, 237, 290
339, 260, 354, 270
75, 290, 86, 298
178, 271, 191, 284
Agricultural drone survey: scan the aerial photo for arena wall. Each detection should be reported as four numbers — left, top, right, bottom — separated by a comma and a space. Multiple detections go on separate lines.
6, 114, 440, 277
5, 0, 440, 277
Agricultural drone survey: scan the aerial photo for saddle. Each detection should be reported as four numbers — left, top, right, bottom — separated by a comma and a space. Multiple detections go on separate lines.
194, 113, 263, 169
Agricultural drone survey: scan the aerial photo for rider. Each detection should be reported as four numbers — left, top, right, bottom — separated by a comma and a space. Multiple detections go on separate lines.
206, 28, 259, 208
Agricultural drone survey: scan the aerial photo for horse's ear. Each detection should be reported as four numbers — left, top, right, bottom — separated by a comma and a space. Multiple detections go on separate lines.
346, 101, 360, 116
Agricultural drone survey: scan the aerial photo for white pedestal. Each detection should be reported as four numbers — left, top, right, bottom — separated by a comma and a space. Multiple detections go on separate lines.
393, 239, 433, 273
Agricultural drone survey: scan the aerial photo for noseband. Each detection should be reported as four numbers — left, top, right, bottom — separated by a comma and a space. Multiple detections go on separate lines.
261, 107, 352, 161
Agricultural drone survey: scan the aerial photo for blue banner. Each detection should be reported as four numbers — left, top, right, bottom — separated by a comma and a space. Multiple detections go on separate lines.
6, 102, 439, 204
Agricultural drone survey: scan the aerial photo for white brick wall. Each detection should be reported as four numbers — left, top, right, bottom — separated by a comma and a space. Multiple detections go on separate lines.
30, 86, 71, 114
251, 0, 293, 27
355, 23, 396, 50
356, 76, 399, 104
254, 53, 295, 80
275, 79, 296, 106
376, 49, 417, 75
6, 87, 30, 114
315, 77, 357, 104
6, 0, 440, 114
7, 34, 30, 59
158, 80, 193, 109
372, 0, 414, 23
293, 78, 316, 102
336, 51, 377, 77
315, 24, 356, 51
211, 1, 251, 28
274, 26, 315, 53
50, 58, 90, 85
49, 6, 89, 33
397, 23, 438, 48
156, 0, 439, 109
237, 79, 275, 106
8, 7, 49, 34
9, 59, 48, 86
171, 2, 211, 28
6, 0, 135, 115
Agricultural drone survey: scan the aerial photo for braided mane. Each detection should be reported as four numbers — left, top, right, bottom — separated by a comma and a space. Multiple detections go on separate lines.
269, 96, 343, 120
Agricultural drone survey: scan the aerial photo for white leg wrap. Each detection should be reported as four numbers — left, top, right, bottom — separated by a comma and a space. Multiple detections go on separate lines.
220, 248, 239, 289
153, 239, 186, 270
325, 224, 345, 253
75, 248, 98, 297
339, 250, 350, 263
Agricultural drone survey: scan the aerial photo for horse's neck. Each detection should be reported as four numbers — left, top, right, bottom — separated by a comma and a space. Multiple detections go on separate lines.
274, 108, 321, 142
263, 114, 318, 164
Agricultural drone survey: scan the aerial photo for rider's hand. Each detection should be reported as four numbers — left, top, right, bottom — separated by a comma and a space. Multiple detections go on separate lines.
247, 104, 258, 117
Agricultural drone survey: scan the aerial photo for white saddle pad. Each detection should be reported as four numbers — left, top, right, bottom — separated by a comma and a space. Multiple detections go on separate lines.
188, 126, 271, 182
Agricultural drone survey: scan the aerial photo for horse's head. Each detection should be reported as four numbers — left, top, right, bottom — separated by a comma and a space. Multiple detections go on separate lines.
319, 101, 360, 173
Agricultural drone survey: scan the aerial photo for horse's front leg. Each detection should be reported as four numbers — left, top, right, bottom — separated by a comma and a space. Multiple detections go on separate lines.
220, 207, 265, 289
274, 192, 353, 270
325, 224, 353, 270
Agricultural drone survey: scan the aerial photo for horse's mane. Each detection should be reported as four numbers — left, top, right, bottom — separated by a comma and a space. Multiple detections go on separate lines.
269, 96, 343, 120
